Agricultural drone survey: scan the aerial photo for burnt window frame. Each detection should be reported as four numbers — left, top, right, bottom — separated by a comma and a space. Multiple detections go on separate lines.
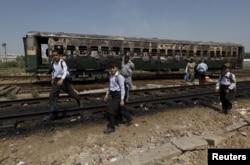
90, 46, 98, 56
79, 46, 88, 55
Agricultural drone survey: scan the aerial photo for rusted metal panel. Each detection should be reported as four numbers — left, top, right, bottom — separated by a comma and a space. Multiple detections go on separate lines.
24, 31, 245, 74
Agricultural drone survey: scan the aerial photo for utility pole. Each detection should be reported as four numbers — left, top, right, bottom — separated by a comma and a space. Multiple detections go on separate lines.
2, 43, 7, 62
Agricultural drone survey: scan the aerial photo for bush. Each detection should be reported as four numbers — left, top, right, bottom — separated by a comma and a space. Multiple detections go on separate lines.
245, 52, 250, 59
0, 56, 25, 68
0, 56, 25, 75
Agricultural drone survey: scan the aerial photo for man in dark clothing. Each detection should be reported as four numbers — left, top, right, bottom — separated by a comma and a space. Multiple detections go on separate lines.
215, 63, 236, 115
103, 63, 128, 133
48, 49, 82, 119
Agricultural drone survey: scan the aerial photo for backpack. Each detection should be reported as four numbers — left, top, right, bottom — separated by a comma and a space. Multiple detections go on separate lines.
225, 73, 235, 83
111, 73, 126, 89
49, 60, 72, 81
224, 73, 236, 93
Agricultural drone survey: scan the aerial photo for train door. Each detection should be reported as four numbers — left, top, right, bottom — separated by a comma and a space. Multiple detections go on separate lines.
23, 37, 28, 70
23, 35, 40, 72
36, 37, 50, 72
23, 37, 28, 68
41, 44, 49, 65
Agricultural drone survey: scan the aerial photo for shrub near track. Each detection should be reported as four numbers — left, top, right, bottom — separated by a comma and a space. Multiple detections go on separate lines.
0, 59, 25, 76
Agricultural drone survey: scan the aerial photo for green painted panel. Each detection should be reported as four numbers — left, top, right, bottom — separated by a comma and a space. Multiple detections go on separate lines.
25, 56, 37, 72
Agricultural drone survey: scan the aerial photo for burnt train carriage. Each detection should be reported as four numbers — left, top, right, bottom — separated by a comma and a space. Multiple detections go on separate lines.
23, 31, 244, 80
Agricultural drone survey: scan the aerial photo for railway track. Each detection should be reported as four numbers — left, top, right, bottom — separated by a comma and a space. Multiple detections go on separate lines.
0, 68, 249, 85
1, 69, 249, 98
1, 81, 250, 134
0, 72, 184, 84
0, 72, 186, 97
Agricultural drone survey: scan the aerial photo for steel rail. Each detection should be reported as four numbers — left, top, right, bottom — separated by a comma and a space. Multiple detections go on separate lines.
1, 81, 250, 131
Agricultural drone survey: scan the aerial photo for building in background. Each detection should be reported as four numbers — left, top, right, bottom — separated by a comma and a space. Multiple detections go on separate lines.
0, 53, 21, 62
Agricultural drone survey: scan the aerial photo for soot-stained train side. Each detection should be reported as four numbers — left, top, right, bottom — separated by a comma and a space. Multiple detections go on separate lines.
23, 31, 244, 80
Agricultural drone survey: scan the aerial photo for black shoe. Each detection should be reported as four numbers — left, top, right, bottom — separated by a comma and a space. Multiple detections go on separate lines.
103, 128, 115, 134
43, 113, 56, 121
225, 109, 231, 115
125, 118, 133, 126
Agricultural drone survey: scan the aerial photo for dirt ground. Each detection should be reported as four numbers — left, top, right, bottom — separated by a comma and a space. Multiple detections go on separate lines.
1, 79, 250, 165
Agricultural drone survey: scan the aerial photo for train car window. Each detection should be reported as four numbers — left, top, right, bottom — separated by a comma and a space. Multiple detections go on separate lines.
210, 51, 215, 57
79, 46, 88, 55
175, 50, 180, 55
196, 50, 201, 57
101, 47, 109, 55
182, 50, 187, 57
167, 49, 173, 56
222, 51, 226, 57
203, 51, 208, 57
152, 49, 157, 56
134, 48, 141, 56
90, 46, 98, 56
143, 49, 149, 53
123, 47, 130, 55
160, 49, 165, 56
142, 49, 149, 57
112, 47, 120, 56
189, 50, 194, 57
67, 46, 75, 56
216, 51, 220, 57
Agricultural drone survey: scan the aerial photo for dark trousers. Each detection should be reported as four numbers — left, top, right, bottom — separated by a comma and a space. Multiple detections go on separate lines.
219, 85, 233, 114
107, 91, 121, 129
119, 106, 132, 122
198, 71, 206, 85
122, 84, 132, 119
49, 78, 81, 112
116, 84, 132, 123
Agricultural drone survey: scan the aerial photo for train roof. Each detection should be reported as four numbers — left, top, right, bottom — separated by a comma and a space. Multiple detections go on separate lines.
26, 31, 244, 47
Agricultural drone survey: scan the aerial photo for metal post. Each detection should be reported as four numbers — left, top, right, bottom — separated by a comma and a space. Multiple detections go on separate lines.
2, 43, 7, 62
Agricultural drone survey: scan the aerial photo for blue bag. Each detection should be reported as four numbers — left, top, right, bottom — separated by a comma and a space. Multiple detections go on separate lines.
184, 74, 188, 81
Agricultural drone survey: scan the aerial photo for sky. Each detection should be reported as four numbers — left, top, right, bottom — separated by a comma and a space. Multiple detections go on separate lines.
0, 0, 250, 56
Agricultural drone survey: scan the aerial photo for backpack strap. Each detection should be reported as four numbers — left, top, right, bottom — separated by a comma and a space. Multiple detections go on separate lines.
48, 60, 64, 74
224, 73, 235, 83
115, 74, 119, 84
48, 60, 54, 74
60, 60, 64, 69
114, 74, 124, 89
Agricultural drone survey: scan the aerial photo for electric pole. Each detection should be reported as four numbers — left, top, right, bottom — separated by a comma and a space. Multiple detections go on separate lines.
2, 43, 7, 62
